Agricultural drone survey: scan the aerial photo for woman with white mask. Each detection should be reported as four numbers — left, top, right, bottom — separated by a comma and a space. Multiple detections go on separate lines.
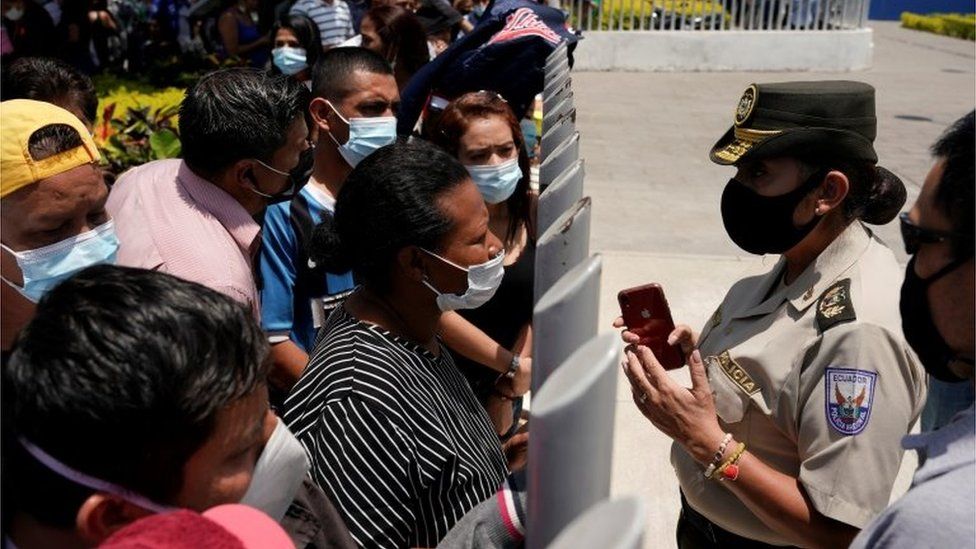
283, 140, 515, 549
430, 90, 536, 438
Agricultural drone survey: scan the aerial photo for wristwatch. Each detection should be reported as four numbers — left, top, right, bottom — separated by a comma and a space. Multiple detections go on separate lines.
505, 354, 520, 379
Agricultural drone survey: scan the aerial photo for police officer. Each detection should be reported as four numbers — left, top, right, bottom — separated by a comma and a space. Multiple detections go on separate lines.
617, 81, 926, 548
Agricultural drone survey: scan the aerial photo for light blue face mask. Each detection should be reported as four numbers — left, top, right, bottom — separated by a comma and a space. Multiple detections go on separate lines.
1, 220, 119, 302
272, 46, 308, 76
465, 157, 523, 204
325, 101, 397, 168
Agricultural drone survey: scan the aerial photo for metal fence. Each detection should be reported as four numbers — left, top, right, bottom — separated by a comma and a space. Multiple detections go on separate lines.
569, 0, 871, 32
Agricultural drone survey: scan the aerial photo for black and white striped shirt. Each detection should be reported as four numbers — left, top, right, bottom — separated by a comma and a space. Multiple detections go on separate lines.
289, 0, 354, 47
283, 304, 509, 549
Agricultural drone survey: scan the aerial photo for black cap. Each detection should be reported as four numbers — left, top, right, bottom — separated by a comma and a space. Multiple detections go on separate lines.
710, 80, 880, 166
416, 0, 462, 35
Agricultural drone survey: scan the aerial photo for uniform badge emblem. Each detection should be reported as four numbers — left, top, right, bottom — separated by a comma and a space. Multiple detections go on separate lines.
734, 85, 758, 127
825, 368, 877, 435
816, 279, 856, 332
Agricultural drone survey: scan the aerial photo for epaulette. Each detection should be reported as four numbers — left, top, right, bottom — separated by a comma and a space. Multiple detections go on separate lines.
816, 278, 856, 332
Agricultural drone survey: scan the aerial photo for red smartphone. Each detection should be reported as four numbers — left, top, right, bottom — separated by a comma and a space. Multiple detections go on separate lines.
617, 283, 685, 370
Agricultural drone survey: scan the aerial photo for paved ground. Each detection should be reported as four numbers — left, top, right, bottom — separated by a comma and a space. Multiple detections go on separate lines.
571, 21, 975, 547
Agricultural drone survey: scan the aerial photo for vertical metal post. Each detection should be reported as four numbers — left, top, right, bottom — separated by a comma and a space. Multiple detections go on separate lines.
544, 498, 646, 549
531, 254, 602, 388
537, 160, 584, 234
526, 331, 619, 548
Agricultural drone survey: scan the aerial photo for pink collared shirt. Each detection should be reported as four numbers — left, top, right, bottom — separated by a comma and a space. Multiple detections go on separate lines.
106, 159, 262, 318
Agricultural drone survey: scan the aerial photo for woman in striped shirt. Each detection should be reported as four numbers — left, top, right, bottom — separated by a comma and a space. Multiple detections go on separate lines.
283, 140, 510, 548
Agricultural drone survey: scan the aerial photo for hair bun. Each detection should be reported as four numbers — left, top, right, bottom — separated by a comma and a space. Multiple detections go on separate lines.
308, 216, 352, 274
860, 166, 907, 225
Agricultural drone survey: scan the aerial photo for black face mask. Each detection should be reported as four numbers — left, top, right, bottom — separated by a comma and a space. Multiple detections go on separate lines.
251, 146, 315, 205
720, 168, 827, 255
900, 255, 974, 382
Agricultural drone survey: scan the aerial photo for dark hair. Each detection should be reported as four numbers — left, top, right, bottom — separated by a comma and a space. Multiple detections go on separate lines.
932, 111, 975, 258
311, 47, 393, 102
798, 157, 906, 226
270, 14, 322, 73
1, 57, 98, 127
431, 91, 533, 244
179, 68, 308, 176
308, 140, 469, 292
27, 124, 85, 161
362, 6, 429, 89
5, 265, 269, 528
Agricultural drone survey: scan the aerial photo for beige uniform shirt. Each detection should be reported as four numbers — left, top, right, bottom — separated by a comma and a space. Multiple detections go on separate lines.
672, 222, 926, 545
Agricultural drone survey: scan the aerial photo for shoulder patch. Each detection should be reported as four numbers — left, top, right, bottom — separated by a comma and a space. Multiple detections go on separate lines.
816, 279, 856, 332
825, 368, 877, 435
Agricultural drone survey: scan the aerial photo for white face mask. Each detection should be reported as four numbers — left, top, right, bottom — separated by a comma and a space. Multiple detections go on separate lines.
421, 248, 505, 311
240, 417, 309, 522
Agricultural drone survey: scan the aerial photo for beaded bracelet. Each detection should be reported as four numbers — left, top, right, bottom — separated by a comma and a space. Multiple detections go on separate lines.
716, 442, 747, 482
702, 433, 733, 479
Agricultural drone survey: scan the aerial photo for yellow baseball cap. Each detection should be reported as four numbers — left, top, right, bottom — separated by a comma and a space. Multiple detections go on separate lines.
1, 99, 101, 198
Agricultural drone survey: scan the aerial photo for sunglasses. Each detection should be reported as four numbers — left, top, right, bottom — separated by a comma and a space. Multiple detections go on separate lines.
899, 212, 972, 255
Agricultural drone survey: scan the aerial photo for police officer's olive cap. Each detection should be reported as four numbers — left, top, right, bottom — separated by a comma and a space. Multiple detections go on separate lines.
710, 81, 880, 166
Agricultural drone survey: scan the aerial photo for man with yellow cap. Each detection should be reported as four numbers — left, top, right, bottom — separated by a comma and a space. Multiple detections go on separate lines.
0, 99, 117, 354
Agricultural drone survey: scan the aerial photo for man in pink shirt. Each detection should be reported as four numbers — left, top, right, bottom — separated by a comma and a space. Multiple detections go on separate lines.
107, 69, 311, 317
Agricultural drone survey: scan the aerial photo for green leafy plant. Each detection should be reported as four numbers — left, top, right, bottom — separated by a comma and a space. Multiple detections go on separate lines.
901, 12, 975, 40
94, 74, 186, 173
98, 103, 182, 174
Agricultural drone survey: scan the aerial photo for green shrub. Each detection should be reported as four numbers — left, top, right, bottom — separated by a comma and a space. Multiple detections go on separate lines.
94, 75, 185, 173
901, 12, 975, 40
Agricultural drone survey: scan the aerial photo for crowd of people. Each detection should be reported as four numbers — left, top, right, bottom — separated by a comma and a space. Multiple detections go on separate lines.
1, 0, 486, 82
0, 2, 974, 548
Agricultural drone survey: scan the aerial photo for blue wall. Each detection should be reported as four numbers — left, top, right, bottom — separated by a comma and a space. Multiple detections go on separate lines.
870, 0, 975, 20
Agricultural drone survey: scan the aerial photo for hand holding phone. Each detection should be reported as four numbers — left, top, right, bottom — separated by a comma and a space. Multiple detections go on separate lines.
617, 283, 685, 370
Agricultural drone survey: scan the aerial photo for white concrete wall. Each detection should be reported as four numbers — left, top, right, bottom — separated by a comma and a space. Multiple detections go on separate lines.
574, 29, 873, 71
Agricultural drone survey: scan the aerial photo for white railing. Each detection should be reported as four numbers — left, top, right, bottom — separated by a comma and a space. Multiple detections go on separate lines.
568, 0, 871, 32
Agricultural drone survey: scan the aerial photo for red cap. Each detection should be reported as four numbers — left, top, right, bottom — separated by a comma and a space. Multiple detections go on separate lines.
99, 505, 293, 549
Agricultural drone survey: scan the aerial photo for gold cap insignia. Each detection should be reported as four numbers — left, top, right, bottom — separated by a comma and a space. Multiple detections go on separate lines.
734, 85, 758, 127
